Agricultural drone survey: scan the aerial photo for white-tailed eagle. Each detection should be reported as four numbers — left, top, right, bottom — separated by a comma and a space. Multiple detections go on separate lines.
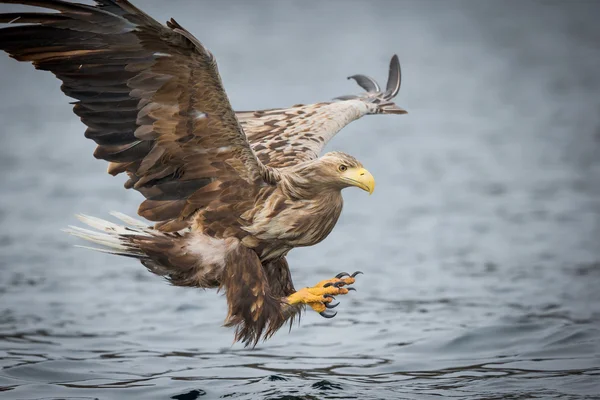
0, 0, 406, 346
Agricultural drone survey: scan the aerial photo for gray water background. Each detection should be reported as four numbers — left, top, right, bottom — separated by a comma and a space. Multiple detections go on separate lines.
0, 0, 599, 398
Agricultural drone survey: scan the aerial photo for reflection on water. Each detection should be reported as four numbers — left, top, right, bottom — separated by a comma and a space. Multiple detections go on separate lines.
1, 0, 599, 399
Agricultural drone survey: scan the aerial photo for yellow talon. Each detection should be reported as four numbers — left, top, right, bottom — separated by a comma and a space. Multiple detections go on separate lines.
287, 288, 331, 313
315, 276, 356, 288
285, 271, 362, 318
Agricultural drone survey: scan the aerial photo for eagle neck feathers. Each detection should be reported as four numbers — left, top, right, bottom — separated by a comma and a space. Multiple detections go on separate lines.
277, 162, 334, 200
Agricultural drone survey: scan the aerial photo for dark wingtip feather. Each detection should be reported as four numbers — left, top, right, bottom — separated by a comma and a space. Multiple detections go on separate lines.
347, 74, 381, 93
93, 140, 153, 162
384, 54, 401, 100
0, 0, 97, 13
336, 55, 403, 106
166, 17, 182, 30
0, 12, 69, 24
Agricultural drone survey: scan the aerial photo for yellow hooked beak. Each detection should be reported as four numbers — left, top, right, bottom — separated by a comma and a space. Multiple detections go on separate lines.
342, 167, 375, 195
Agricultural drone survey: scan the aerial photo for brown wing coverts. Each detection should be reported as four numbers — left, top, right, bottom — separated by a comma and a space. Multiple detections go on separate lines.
238, 105, 328, 168
0, 0, 267, 231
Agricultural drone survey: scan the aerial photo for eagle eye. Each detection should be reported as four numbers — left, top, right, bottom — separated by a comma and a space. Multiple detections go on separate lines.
338, 165, 348, 172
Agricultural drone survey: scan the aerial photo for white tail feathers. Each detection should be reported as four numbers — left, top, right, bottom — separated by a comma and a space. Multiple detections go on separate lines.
108, 211, 150, 230
63, 213, 154, 258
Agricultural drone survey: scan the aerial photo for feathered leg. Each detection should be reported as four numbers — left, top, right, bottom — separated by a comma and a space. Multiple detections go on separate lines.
263, 257, 303, 328
263, 257, 362, 320
221, 245, 291, 347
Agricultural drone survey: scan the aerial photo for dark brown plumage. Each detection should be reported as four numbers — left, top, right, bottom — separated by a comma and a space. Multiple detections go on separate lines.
0, 0, 405, 346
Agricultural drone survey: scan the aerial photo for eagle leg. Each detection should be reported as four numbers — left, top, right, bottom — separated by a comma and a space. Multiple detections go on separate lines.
286, 271, 361, 318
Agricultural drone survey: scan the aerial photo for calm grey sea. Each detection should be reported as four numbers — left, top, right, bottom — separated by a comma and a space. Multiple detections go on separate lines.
1, 1, 599, 399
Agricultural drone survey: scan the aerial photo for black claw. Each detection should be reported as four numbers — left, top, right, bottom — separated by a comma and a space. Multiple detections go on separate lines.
323, 282, 333, 288
351, 271, 363, 277
319, 310, 337, 319
333, 281, 345, 288
335, 272, 350, 278
346, 287, 357, 292
325, 301, 340, 309
323, 294, 338, 308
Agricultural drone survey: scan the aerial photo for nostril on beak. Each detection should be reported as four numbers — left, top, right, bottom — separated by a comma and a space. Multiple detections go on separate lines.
360, 173, 365, 176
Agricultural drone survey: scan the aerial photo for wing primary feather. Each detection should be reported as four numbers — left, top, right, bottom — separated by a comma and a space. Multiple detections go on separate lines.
0, 0, 97, 13
384, 54, 401, 99
93, 141, 153, 163
347, 74, 381, 93
0, 12, 70, 24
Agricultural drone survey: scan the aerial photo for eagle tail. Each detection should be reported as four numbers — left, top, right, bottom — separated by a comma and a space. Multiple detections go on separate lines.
64, 213, 226, 288
62, 212, 154, 259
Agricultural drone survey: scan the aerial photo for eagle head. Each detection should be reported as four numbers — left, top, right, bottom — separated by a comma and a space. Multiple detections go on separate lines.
318, 151, 375, 194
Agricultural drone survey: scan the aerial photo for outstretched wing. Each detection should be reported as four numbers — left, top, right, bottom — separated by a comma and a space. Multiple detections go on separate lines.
238, 55, 407, 169
0, 0, 270, 232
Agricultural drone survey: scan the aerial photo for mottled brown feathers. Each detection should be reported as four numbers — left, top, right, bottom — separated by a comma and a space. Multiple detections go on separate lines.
0, 0, 404, 347
222, 245, 286, 346
0, 0, 269, 235
238, 55, 405, 167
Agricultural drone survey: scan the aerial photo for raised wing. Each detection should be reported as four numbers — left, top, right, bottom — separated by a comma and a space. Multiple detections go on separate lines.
0, 0, 270, 232
238, 55, 407, 169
